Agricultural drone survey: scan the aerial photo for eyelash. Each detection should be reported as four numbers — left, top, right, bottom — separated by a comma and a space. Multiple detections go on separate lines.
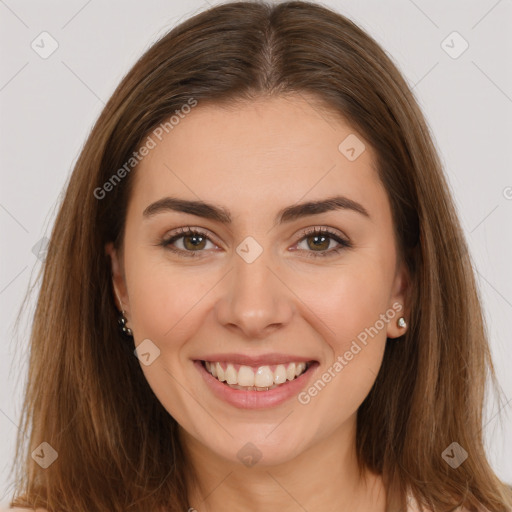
158, 226, 352, 259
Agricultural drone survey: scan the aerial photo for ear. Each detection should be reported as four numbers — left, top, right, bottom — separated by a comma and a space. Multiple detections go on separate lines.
105, 242, 130, 315
386, 258, 410, 339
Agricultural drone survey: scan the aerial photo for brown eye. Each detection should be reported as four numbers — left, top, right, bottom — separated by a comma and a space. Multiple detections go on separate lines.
294, 227, 352, 258
305, 233, 331, 251
160, 227, 216, 257
181, 233, 207, 251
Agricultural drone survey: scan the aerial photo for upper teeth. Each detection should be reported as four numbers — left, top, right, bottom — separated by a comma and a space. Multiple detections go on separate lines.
205, 361, 308, 387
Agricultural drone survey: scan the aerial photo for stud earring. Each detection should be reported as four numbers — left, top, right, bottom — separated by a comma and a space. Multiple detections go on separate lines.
397, 317, 407, 329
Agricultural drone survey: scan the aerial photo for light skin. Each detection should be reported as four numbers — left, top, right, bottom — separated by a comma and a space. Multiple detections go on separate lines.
107, 94, 410, 512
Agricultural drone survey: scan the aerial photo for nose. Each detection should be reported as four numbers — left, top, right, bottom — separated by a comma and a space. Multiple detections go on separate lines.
214, 243, 295, 340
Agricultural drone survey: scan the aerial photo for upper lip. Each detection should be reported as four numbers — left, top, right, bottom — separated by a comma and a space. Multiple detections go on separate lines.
196, 353, 317, 367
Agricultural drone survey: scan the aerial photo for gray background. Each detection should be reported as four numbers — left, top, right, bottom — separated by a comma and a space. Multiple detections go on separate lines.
1, 0, 511, 505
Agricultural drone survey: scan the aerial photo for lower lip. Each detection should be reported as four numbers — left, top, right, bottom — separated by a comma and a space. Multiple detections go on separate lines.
194, 360, 319, 409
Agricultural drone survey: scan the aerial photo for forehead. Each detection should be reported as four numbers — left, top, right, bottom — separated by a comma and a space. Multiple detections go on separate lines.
130, 94, 385, 221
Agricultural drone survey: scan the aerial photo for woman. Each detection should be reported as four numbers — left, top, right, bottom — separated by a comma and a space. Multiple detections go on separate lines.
6, 1, 512, 511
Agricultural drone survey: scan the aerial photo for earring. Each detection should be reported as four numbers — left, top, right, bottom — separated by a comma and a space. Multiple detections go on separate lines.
118, 310, 133, 337
397, 317, 407, 329
114, 287, 133, 337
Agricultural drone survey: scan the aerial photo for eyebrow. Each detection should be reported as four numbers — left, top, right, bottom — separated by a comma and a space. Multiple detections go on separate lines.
142, 195, 370, 225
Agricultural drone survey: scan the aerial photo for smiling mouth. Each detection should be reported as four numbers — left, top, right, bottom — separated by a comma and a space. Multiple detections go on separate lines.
200, 360, 314, 391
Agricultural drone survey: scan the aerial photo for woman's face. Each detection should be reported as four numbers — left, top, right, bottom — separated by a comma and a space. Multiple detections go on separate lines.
108, 94, 409, 468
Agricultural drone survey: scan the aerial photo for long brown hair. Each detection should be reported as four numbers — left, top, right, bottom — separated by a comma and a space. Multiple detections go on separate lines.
8, 1, 512, 511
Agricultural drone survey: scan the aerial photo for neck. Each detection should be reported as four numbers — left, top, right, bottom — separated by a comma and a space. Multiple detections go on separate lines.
180, 417, 387, 512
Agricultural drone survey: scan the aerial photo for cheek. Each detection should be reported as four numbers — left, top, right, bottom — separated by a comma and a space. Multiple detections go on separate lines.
293, 259, 393, 347
291, 259, 392, 411
123, 252, 209, 426
124, 250, 214, 339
